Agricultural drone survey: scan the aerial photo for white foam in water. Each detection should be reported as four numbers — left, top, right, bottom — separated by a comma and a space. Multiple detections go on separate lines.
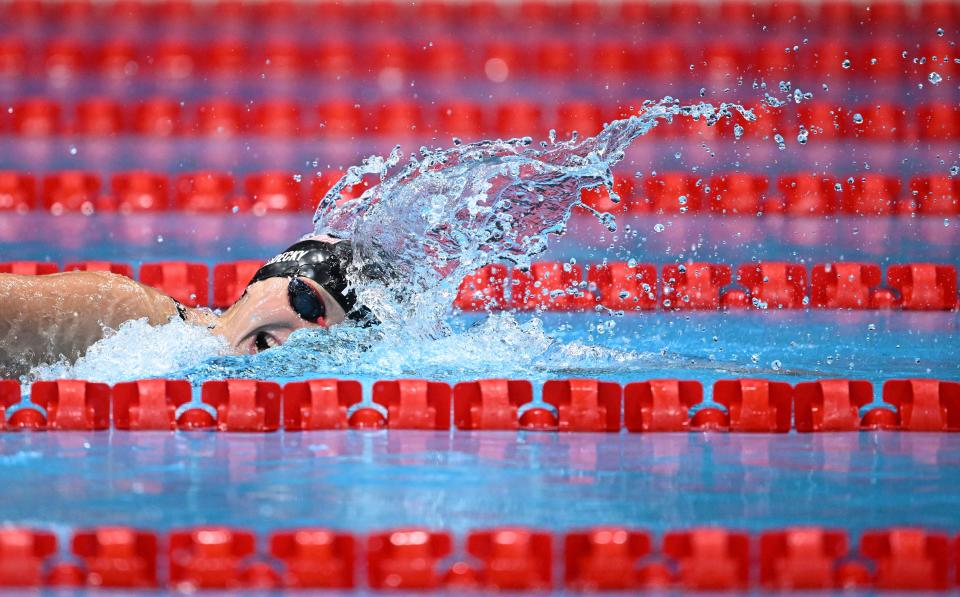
28, 100, 757, 384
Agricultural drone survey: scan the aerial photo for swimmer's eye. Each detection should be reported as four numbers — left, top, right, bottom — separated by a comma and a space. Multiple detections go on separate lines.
254, 331, 279, 352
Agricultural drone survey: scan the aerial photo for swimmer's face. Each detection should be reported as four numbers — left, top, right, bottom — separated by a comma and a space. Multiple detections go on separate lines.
214, 277, 347, 354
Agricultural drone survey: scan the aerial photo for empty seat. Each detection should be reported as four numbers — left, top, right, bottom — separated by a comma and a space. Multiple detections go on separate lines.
841, 174, 901, 215
194, 99, 246, 136
796, 103, 844, 140
422, 39, 468, 77
535, 40, 577, 76
111, 171, 169, 212
316, 101, 364, 137
74, 98, 124, 136
483, 42, 527, 82
908, 175, 960, 215
12, 98, 62, 136
708, 174, 767, 214
436, 101, 485, 139
917, 103, 959, 140
244, 172, 303, 214
556, 101, 603, 138
776, 174, 839, 215
260, 41, 303, 76
150, 40, 197, 80
0, 172, 36, 212
174, 172, 238, 212
132, 98, 183, 136
374, 101, 423, 136
848, 103, 907, 141
43, 39, 86, 80
591, 42, 639, 77
0, 38, 27, 77
312, 40, 356, 77
203, 40, 247, 75
640, 41, 685, 77
42, 171, 103, 214
495, 101, 542, 137
643, 173, 702, 213
251, 100, 303, 136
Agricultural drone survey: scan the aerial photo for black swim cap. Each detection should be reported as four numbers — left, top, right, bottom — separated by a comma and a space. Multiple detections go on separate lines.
247, 239, 373, 322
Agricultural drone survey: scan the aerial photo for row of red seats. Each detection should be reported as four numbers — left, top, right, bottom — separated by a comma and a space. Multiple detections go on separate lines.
2, 525, 957, 591
457, 261, 960, 312
2, 377, 957, 432
6, 0, 959, 30
2, 260, 956, 312
3, 98, 958, 142
0, 38, 954, 80
3, 171, 959, 217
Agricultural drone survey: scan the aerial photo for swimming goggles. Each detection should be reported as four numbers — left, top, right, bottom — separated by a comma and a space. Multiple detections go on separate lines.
287, 277, 327, 324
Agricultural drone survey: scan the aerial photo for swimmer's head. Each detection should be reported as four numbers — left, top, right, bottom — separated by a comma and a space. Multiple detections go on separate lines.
213, 238, 374, 354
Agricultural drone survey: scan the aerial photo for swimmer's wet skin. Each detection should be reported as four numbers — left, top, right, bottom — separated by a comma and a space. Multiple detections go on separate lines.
0, 238, 365, 378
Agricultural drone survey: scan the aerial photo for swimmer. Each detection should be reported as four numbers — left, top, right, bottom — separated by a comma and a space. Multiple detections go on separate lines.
0, 236, 373, 378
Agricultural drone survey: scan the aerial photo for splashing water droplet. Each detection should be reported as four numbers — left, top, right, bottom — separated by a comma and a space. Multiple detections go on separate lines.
653, 223, 665, 233
796, 127, 808, 145
937, 27, 945, 36
841, 59, 851, 69
852, 113, 864, 124
771, 359, 782, 371
774, 133, 786, 150
834, 183, 843, 192
950, 165, 960, 176
928, 72, 943, 84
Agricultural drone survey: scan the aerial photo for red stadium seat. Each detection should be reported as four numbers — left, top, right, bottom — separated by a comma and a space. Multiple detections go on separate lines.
797, 103, 844, 140
908, 175, 960, 215
697, 43, 744, 79
283, 379, 362, 431
453, 379, 532, 430
74, 98, 124, 136
776, 174, 839, 215
316, 101, 365, 137
661, 263, 732, 310
212, 260, 264, 308
64, 261, 133, 277
12, 98, 62, 136
368, 379, 451, 430
862, 40, 911, 80
0, 172, 36, 212
736, 262, 808, 309
794, 380, 874, 432
817, 1, 857, 30
370, 39, 410, 73
713, 379, 792, 432
592, 42, 639, 77
0, 529, 58, 586
0, 39, 27, 77
374, 100, 423, 136
624, 380, 704, 432
861, 0, 913, 28
261, 41, 303, 77
542, 379, 620, 432
111, 171, 169, 212
848, 104, 907, 141
466, 529, 552, 590
112, 379, 192, 431
132, 98, 183, 136
151, 40, 197, 80
841, 174, 901, 215
921, 0, 959, 25
200, 379, 282, 432
367, 530, 451, 590
30, 380, 110, 430
882, 379, 960, 431
759, 528, 850, 589
313, 40, 356, 77
174, 172, 238, 213
139, 261, 209, 307
42, 171, 103, 214
641, 41, 686, 77
708, 174, 767, 214
72, 528, 159, 588
269, 530, 355, 589
423, 39, 468, 77
251, 100, 303, 136
917, 103, 959, 140
755, 40, 800, 79
886, 264, 957, 310
565, 528, 651, 590
43, 39, 86, 80
204, 40, 247, 76
0, 261, 57, 275
97, 40, 139, 80
579, 175, 638, 213
483, 41, 527, 81
436, 101, 485, 139
587, 261, 657, 310
861, 529, 951, 590
168, 527, 257, 590
454, 265, 508, 311
556, 101, 603, 138
811, 262, 883, 309
194, 99, 246, 136
244, 172, 304, 214
662, 529, 750, 590
495, 101, 542, 137
643, 173, 702, 213
535, 41, 576, 76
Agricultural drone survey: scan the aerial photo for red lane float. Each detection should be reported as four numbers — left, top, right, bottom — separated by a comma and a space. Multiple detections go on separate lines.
110, 171, 169, 212
269, 529, 355, 589
200, 380, 282, 432
64, 261, 134, 277
0, 171, 36, 212
453, 379, 532, 430
542, 379, 620, 431
882, 379, 960, 431
860, 528, 951, 590
283, 379, 362, 430
811, 262, 884, 309
661, 263, 732, 310
759, 528, 855, 590
737, 262, 807, 309
168, 527, 260, 591
587, 262, 657, 311
794, 379, 875, 432
886, 264, 958, 311
367, 529, 452, 590
139, 262, 209, 308
112, 379, 192, 431
713, 379, 792, 432
0, 379, 20, 429
212, 260, 265, 308
0, 529, 58, 586
367, 380, 451, 430
662, 528, 750, 590
72, 527, 158, 588
466, 528, 552, 590
565, 527, 651, 590
30, 380, 110, 430
624, 379, 704, 432
454, 265, 508, 311
0, 261, 58, 275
